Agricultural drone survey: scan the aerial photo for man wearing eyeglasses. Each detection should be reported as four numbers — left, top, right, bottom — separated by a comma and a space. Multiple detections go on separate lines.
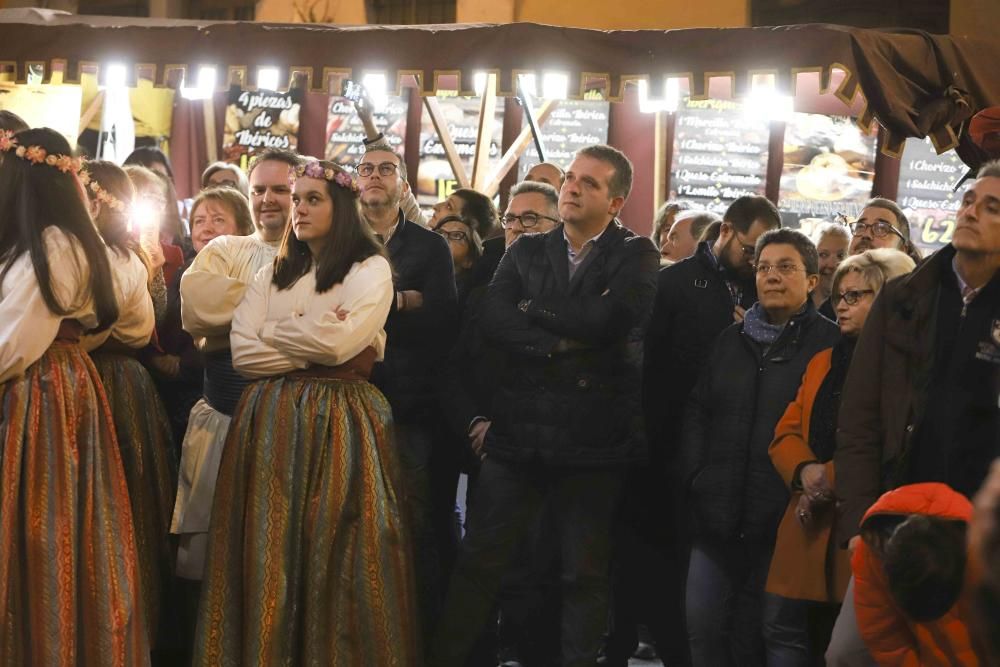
437, 180, 563, 665
431, 145, 659, 667
846, 198, 916, 257
631, 195, 780, 666
356, 145, 459, 644
500, 181, 563, 248
834, 163, 1000, 581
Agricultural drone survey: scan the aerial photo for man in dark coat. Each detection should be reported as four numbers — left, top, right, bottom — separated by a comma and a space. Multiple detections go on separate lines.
431, 145, 659, 667
835, 162, 1000, 543
439, 180, 563, 665
827, 163, 1000, 667
357, 146, 458, 641
608, 196, 779, 666
680, 229, 840, 666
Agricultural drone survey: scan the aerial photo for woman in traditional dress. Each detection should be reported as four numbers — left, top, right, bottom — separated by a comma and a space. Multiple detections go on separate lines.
0, 128, 148, 665
81, 160, 180, 657
193, 159, 419, 666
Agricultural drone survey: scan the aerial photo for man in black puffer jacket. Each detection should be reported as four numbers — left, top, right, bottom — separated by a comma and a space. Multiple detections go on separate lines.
680, 229, 839, 667
430, 145, 659, 667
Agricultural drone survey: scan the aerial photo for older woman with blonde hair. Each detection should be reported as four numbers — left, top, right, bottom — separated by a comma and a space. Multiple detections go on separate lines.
763, 248, 916, 666
187, 186, 254, 253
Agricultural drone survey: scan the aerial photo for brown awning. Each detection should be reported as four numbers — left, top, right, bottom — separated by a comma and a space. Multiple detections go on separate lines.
2, 9, 998, 154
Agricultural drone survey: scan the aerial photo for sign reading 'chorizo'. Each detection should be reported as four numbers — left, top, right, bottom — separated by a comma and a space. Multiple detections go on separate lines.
669, 97, 769, 213
325, 96, 408, 166
897, 138, 965, 255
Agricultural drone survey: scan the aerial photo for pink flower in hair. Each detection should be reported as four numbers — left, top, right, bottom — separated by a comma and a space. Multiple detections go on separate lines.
24, 146, 46, 164
302, 161, 325, 179
0, 130, 17, 152
334, 171, 355, 190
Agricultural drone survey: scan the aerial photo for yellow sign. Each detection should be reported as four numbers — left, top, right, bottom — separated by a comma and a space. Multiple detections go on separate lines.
0, 83, 82, 146
80, 73, 175, 138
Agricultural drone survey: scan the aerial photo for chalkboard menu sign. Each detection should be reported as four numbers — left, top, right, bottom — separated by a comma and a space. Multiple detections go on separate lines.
669, 97, 769, 214
324, 95, 409, 166
517, 100, 610, 180
897, 137, 966, 255
223, 87, 301, 168
417, 94, 505, 205
778, 113, 876, 230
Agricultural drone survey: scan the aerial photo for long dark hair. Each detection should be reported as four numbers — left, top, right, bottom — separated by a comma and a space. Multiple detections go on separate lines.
124, 145, 174, 179
0, 128, 118, 332
0, 111, 28, 133
273, 160, 386, 293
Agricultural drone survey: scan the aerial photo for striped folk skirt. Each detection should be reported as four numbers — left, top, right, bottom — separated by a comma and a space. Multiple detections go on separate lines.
0, 342, 149, 666
91, 352, 179, 650
193, 375, 420, 666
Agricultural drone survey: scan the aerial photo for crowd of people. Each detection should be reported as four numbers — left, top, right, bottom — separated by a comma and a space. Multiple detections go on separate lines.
0, 99, 997, 667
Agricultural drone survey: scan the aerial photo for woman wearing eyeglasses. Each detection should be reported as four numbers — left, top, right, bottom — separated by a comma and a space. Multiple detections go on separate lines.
764, 248, 916, 666
680, 229, 841, 667
433, 214, 483, 312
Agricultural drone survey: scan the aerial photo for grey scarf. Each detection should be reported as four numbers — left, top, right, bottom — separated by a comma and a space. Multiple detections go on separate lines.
742, 302, 786, 346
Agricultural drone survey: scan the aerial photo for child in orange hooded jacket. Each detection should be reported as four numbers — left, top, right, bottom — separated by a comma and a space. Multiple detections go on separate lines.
852, 482, 986, 666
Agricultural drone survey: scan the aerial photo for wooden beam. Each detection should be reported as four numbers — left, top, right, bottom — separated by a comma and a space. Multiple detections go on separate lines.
78, 90, 105, 136
653, 110, 667, 211
483, 99, 558, 198
423, 95, 470, 189
470, 73, 497, 190
203, 97, 218, 164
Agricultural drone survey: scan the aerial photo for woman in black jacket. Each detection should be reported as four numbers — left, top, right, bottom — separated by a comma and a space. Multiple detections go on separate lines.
680, 229, 840, 667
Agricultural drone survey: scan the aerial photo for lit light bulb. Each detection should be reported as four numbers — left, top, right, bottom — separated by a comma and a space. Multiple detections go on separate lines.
257, 67, 280, 91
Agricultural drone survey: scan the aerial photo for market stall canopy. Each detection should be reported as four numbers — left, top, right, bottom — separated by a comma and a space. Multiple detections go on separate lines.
2, 8, 999, 155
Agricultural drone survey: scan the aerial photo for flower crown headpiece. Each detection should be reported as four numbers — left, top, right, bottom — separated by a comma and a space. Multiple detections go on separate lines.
0, 129, 82, 174
295, 160, 359, 193
78, 169, 127, 213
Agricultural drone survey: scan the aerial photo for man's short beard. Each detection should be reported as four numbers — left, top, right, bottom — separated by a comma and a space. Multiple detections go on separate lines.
360, 191, 400, 213
718, 235, 742, 274
255, 214, 288, 239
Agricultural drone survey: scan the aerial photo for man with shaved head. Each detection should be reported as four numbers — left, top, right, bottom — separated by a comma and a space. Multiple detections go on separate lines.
525, 161, 566, 190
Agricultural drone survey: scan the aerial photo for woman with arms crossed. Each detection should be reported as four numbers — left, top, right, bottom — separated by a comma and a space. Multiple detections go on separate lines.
193, 160, 418, 665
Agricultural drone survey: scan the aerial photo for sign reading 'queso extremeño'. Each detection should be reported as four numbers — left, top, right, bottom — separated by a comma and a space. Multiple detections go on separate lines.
223, 88, 302, 166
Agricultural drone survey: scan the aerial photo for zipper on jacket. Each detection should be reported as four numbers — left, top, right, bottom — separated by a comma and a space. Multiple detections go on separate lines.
734, 318, 803, 538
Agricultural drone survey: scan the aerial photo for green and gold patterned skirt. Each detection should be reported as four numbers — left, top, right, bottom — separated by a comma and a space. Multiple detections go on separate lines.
0, 342, 149, 666
194, 374, 419, 666
91, 351, 178, 650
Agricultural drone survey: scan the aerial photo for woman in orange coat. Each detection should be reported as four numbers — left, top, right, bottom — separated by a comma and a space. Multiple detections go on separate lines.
852, 482, 985, 666
764, 248, 915, 665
